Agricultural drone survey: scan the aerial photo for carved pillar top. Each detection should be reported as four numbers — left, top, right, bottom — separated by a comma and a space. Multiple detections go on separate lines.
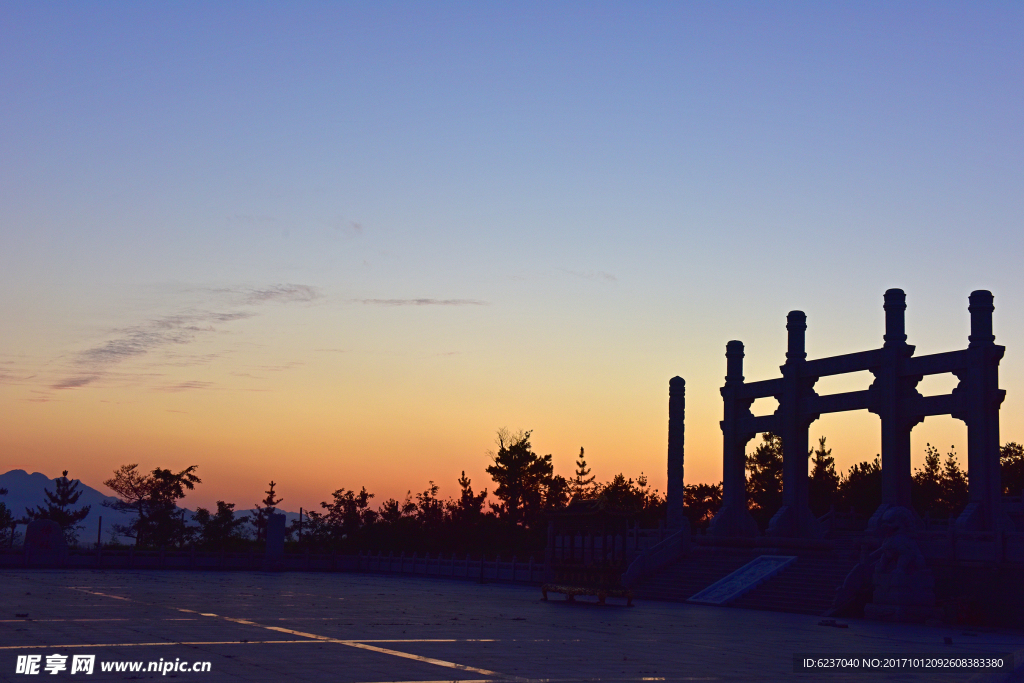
786, 311, 806, 362
969, 290, 995, 347
670, 375, 685, 394
883, 288, 907, 347
726, 341, 744, 385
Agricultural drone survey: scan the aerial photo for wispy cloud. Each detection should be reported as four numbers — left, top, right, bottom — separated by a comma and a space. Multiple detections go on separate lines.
158, 381, 213, 392
50, 282, 320, 390
357, 298, 487, 306
77, 311, 255, 367
52, 375, 101, 389
242, 284, 320, 304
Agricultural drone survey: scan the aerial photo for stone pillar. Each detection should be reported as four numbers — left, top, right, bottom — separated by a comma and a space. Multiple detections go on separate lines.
768, 311, 821, 538
666, 376, 688, 531
708, 341, 758, 537
869, 289, 920, 530
955, 291, 1010, 531
266, 513, 286, 556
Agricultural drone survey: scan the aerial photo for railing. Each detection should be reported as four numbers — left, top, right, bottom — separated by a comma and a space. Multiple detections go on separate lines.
0, 547, 545, 585
357, 552, 544, 584
0, 547, 359, 572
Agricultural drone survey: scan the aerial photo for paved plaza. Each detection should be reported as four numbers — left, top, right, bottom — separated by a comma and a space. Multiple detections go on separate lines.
1, 570, 1021, 682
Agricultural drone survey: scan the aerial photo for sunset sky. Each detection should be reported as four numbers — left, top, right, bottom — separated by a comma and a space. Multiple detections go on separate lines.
2, 2, 1022, 513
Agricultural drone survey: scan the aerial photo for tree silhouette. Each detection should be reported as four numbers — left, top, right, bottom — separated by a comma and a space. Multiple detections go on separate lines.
25, 470, 92, 544
377, 493, 416, 525
1001, 442, 1024, 497
486, 429, 555, 528
0, 487, 12, 545
415, 482, 445, 527
746, 433, 783, 529
251, 481, 283, 542
103, 464, 200, 547
193, 501, 247, 550
568, 447, 596, 500
940, 447, 968, 516
911, 444, 968, 520
808, 437, 840, 516
837, 457, 881, 518
912, 444, 944, 518
448, 471, 487, 524
684, 482, 722, 532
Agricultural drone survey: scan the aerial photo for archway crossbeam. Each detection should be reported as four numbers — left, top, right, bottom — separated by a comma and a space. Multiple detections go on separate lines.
707, 289, 1009, 539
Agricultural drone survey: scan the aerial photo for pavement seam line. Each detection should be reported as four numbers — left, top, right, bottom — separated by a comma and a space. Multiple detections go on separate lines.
65, 586, 503, 677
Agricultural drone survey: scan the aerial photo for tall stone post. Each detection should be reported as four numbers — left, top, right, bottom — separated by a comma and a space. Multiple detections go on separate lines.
869, 289, 920, 530
955, 291, 1010, 531
708, 341, 758, 537
666, 376, 688, 531
768, 311, 821, 538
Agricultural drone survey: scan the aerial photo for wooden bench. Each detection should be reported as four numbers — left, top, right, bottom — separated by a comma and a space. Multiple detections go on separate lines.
541, 583, 633, 606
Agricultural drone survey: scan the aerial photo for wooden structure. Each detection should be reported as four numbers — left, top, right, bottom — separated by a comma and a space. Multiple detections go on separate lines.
543, 500, 634, 604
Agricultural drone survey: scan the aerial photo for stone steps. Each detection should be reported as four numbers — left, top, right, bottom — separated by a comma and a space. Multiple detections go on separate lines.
730, 554, 858, 614
635, 535, 865, 616
633, 549, 759, 603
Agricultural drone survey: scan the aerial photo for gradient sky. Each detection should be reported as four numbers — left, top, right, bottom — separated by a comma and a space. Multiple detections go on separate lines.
2, 2, 1022, 513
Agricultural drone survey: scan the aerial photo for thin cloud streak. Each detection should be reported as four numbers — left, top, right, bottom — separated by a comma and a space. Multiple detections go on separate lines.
50, 282, 320, 390
78, 311, 256, 367
158, 381, 213, 392
357, 298, 487, 306
52, 375, 101, 389
242, 284, 320, 304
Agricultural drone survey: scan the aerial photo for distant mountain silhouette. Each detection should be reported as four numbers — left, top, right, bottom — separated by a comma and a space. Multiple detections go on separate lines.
0, 469, 301, 546
1, 469, 134, 544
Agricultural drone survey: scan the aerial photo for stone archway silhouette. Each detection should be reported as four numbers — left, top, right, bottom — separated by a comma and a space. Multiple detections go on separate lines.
706, 289, 1010, 539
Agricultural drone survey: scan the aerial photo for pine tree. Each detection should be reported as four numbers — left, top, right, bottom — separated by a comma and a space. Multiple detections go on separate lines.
251, 481, 283, 542
415, 482, 444, 527
837, 456, 882, 518
808, 436, 840, 516
746, 433, 783, 529
193, 501, 247, 550
940, 448, 968, 517
568, 447, 596, 500
450, 471, 487, 523
25, 470, 91, 544
1000, 442, 1024, 497
912, 443, 946, 519
485, 428, 554, 528
103, 464, 200, 547
683, 482, 722, 531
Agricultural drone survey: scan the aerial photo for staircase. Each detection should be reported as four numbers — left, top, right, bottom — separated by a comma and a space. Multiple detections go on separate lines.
730, 534, 861, 614
633, 547, 758, 603
634, 533, 864, 616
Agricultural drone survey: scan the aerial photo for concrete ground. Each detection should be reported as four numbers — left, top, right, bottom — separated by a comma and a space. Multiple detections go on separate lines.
1, 570, 1021, 683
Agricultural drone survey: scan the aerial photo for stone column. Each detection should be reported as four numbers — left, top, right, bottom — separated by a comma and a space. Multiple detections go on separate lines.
869, 289, 920, 530
955, 290, 1010, 531
708, 341, 758, 537
768, 311, 821, 538
666, 376, 688, 531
